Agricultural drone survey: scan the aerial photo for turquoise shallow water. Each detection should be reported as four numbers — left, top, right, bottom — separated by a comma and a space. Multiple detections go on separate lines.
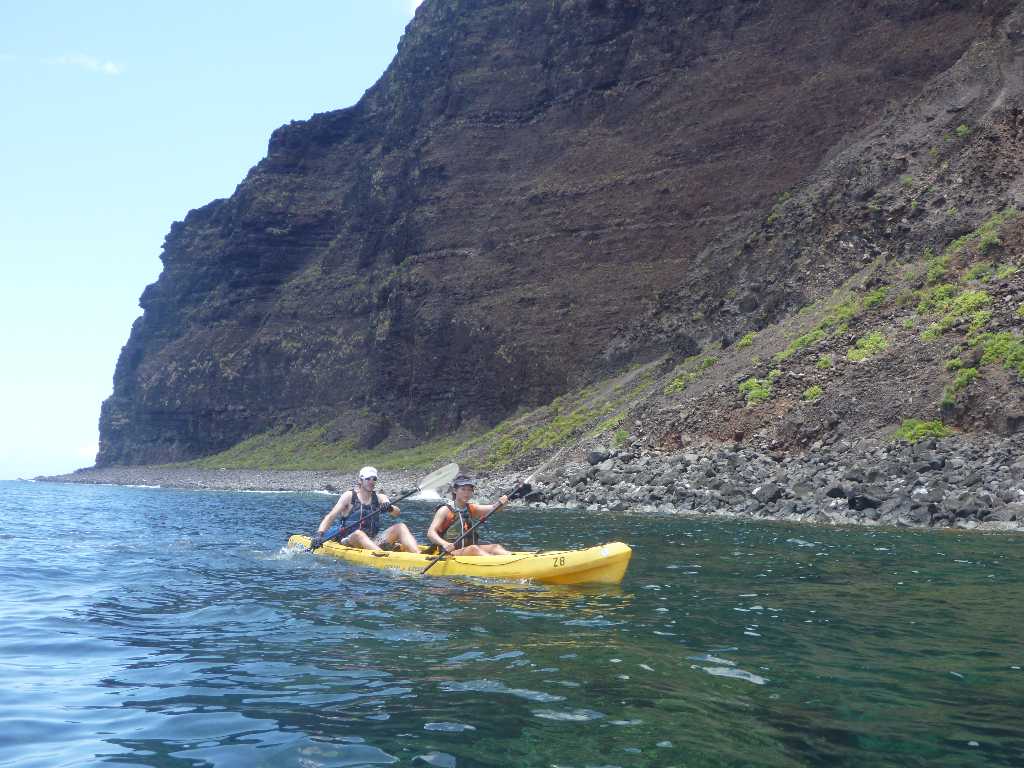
1, 479, 1022, 768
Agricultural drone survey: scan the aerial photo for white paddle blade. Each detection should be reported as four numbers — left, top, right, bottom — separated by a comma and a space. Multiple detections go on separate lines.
417, 462, 459, 493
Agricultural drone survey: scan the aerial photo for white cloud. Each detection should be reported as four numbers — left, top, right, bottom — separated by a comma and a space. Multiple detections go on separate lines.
54, 54, 122, 76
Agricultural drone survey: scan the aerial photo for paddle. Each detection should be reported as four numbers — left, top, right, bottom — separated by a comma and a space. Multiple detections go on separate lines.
420, 449, 569, 574
310, 463, 460, 550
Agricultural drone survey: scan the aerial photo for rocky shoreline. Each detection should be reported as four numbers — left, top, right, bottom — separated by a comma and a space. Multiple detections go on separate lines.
528, 434, 1024, 532
34, 466, 437, 496
38, 433, 1024, 532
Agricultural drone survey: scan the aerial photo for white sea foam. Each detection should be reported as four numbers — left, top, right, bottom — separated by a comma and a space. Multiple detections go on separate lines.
532, 708, 605, 722
424, 722, 476, 732
700, 665, 768, 685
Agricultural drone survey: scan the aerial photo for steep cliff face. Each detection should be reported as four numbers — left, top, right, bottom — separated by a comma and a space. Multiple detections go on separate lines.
98, 0, 1016, 465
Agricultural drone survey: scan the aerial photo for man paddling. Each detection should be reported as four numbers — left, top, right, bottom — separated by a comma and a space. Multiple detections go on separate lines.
311, 466, 419, 552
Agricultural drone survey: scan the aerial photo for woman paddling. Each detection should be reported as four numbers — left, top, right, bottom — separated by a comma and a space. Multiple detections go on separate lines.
426, 475, 510, 556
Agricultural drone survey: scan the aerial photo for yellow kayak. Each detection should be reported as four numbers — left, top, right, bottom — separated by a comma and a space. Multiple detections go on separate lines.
287, 535, 632, 585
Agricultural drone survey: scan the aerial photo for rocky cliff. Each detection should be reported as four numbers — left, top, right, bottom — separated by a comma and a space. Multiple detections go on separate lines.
98, 0, 1021, 466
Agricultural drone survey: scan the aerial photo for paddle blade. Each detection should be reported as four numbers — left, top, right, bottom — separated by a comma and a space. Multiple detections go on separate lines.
510, 482, 532, 500
417, 462, 459, 494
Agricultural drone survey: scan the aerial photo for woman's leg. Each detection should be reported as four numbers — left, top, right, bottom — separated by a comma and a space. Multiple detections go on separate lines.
479, 543, 510, 555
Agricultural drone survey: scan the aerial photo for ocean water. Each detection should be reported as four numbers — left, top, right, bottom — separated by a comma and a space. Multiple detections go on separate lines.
1, 479, 1022, 768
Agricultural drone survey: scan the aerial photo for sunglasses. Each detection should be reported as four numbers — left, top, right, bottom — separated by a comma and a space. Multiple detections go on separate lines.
362, 476, 378, 481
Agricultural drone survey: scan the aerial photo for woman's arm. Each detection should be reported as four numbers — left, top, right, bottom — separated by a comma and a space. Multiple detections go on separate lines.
426, 506, 454, 551
472, 496, 510, 517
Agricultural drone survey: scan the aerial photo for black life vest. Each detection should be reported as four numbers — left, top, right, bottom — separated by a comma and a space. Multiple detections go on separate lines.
342, 488, 383, 537
432, 502, 481, 547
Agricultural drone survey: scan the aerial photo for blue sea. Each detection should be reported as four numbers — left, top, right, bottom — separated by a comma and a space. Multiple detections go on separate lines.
1, 479, 1022, 767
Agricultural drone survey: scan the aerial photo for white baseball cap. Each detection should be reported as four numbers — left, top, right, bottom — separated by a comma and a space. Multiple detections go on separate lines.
358, 466, 379, 480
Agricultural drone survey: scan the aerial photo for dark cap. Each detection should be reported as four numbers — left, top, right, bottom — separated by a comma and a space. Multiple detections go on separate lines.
452, 474, 476, 487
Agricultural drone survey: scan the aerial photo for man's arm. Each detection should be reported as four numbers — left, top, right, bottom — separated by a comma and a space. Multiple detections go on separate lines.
317, 490, 353, 534
378, 493, 401, 517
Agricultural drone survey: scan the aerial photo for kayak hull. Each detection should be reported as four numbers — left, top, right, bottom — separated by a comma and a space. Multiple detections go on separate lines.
287, 535, 632, 585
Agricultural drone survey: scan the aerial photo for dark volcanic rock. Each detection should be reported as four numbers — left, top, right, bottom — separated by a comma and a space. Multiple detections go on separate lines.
96, 0, 1015, 465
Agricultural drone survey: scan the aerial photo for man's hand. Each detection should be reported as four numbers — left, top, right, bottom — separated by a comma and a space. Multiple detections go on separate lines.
388, 504, 401, 517
310, 532, 325, 550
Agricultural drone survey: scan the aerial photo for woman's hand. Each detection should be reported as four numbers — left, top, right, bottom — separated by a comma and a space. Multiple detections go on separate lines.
498, 495, 510, 506
388, 504, 401, 517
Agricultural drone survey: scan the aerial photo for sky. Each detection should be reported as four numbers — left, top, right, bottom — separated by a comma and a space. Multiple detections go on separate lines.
0, 0, 423, 479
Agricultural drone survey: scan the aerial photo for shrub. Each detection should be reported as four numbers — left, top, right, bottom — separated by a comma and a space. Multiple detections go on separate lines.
916, 287, 991, 339
975, 332, 1024, 378
925, 249, 949, 284
945, 207, 1019, 260
818, 299, 860, 332
942, 367, 979, 408
900, 175, 914, 188
944, 289, 991, 324
816, 354, 833, 370
737, 331, 756, 348
915, 283, 957, 314
847, 331, 888, 362
802, 385, 823, 401
945, 358, 964, 371
892, 419, 954, 442
664, 355, 718, 394
955, 124, 970, 139
739, 377, 772, 406
968, 310, 992, 335
612, 428, 629, 447
996, 264, 1019, 280
964, 262, 992, 281
775, 329, 825, 362
951, 366, 978, 392
862, 287, 889, 309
